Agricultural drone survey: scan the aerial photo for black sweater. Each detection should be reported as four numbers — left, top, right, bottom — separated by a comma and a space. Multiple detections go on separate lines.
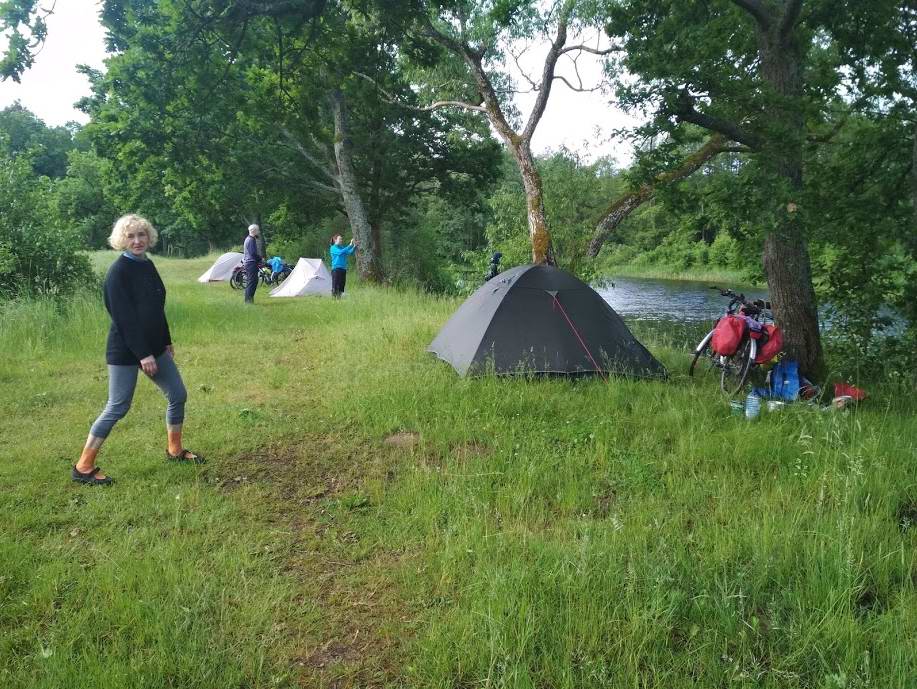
103, 255, 172, 365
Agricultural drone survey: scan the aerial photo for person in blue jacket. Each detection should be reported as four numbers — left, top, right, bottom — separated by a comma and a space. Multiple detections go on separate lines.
329, 234, 357, 299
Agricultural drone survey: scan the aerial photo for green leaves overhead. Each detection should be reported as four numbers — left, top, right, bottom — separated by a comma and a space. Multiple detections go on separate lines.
0, 0, 48, 82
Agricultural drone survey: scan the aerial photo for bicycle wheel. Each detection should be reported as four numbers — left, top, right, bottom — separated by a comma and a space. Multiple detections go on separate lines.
720, 338, 756, 395
688, 331, 715, 377
229, 269, 245, 290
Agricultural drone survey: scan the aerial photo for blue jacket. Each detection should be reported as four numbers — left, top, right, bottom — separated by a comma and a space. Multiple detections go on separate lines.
330, 243, 355, 270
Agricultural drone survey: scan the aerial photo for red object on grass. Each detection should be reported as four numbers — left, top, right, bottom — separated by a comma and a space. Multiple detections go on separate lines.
834, 382, 867, 401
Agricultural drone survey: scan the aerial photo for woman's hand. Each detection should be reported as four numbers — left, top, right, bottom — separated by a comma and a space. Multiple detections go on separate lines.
140, 355, 158, 377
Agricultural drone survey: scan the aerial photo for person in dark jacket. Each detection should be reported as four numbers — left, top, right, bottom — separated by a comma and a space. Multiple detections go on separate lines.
72, 215, 203, 486
484, 251, 503, 281
242, 223, 262, 303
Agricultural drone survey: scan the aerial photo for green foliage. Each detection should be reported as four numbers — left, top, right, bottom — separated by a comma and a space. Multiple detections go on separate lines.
265, 203, 348, 263
50, 150, 118, 249
0, 103, 77, 178
0, 0, 49, 82
388, 186, 497, 293
480, 150, 624, 280
0, 151, 93, 298
69, 0, 503, 270
804, 114, 915, 377
708, 231, 740, 268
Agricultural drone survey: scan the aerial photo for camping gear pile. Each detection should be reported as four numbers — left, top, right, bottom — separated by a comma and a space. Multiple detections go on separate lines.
741, 358, 868, 417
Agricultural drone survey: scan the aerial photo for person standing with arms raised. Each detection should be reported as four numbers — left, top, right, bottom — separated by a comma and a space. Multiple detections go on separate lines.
72, 214, 203, 485
329, 234, 357, 299
243, 223, 262, 304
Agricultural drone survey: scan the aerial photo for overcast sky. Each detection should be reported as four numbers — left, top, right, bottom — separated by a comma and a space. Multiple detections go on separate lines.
0, 0, 639, 164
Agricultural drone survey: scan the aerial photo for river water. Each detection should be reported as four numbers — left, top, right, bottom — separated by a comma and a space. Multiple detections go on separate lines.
594, 277, 906, 348
595, 277, 768, 323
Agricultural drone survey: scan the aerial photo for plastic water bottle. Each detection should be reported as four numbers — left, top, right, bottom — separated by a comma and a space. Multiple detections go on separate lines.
745, 392, 761, 420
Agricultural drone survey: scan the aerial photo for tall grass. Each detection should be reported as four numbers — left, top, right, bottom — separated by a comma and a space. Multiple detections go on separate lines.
1, 252, 914, 688
600, 262, 762, 287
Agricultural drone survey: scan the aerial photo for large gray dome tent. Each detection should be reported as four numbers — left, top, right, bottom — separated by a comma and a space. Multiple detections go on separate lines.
428, 264, 667, 379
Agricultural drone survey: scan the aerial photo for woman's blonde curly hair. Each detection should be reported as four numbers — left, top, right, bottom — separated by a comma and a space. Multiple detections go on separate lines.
108, 214, 159, 251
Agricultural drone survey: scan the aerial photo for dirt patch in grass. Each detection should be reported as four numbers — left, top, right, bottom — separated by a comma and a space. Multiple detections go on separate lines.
215, 436, 416, 688
219, 436, 375, 502
383, 431, 420, 450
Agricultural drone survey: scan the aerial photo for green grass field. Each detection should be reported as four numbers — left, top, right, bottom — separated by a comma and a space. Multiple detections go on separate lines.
1, 253, 915, 688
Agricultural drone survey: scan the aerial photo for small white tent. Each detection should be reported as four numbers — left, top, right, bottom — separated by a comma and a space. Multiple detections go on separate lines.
198, 252, 243, 283
270, 258, 332, 297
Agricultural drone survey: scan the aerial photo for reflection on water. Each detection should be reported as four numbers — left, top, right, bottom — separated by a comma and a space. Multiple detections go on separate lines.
595, 277, 768, 323
594, 277, 769, 353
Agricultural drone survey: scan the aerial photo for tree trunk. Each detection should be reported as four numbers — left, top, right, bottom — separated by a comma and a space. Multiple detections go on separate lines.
330, 89, 383, 282
757, 25, 825, 378
454, 45, 556, 266
370, 220, 383, 266
512, 142, 555, 265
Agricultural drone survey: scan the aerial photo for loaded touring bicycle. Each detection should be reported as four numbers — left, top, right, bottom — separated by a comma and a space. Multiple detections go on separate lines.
689, 287, 783, 395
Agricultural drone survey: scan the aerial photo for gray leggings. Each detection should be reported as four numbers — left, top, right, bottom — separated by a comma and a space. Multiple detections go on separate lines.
90, 352, 187, 438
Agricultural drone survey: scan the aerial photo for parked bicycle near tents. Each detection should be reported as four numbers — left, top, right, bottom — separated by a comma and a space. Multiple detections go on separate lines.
688, 287, 783, 395
229, 261, 291, 290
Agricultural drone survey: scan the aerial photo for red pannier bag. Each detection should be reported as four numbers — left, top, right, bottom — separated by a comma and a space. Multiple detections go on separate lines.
754, 324, 783, 364
711, 314, 746, 356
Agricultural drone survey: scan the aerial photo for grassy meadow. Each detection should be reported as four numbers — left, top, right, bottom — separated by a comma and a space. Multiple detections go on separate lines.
1, 252, 915, 688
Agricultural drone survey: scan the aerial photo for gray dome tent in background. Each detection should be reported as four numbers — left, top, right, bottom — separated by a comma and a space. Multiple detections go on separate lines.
428, 264, 667, 379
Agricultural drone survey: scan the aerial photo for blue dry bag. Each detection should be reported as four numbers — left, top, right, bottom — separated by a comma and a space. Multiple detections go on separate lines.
755, 359, 800, 401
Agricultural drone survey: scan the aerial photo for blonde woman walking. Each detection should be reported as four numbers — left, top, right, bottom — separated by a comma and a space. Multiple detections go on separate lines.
72, 215, 203, 485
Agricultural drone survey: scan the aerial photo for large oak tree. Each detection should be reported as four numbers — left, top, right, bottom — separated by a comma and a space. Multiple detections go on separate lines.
594, 0, 914, 376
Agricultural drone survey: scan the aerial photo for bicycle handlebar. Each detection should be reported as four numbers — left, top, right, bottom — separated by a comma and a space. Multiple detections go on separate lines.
710, 286, 772, 313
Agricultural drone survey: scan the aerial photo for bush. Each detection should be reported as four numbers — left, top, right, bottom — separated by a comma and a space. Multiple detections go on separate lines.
0, 153, 94, 298
264, 204, 348, 265
708, 232, 741, 268
157, 218, 211, 257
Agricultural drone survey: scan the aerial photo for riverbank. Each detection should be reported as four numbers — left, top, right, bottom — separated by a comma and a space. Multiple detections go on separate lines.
1, 254, 915, 688
599, 262, 764, 287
